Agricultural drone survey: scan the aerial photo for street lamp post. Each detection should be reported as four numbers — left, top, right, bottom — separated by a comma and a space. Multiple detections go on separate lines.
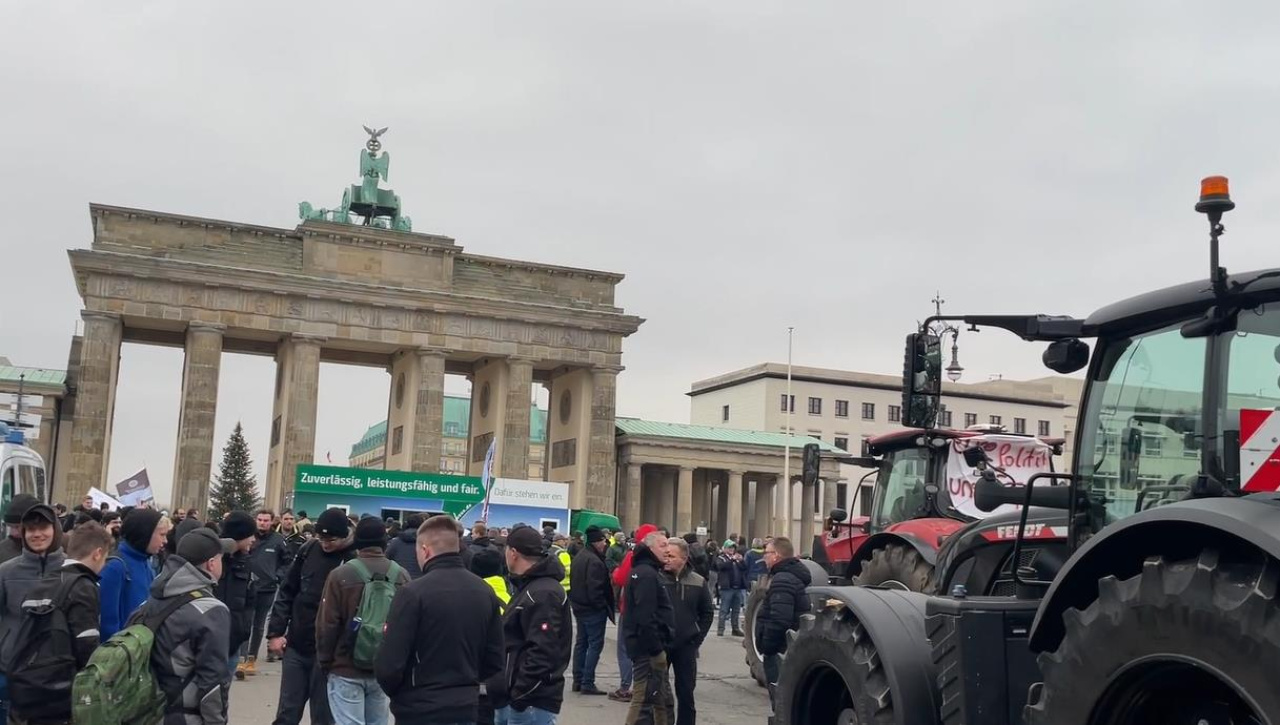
781, 326, 793, 539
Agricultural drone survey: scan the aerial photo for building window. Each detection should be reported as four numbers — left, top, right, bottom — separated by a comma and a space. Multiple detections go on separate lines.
1142, 434, 1163, 457
836, 483, 848, 510
939, 406, 953, 428
722, 405, 730, 422
1014, 417, 1027, 434
780, 394, 795, 413
835, 400, 849, 418
964, 413, 978, 427
990, 415, 1002, 426
392, 425, 404, 455
861, 403, 875, 420
888, 405, 902, 423
834, 436, 849, 451
1038, 420, 1051, 436
859, 486, 874, 516
808, 397, 822, 415
444, 421, 462, 436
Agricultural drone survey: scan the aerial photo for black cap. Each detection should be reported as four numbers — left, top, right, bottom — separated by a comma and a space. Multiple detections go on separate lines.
221, 511, 256, 542
21, 504, 58, 526
506, 526, 546, 557
4, 494, 39, 525
316, 508, 351, 538
585, 526, 606, 544
177, 527, 236, 563
353, 518, 387, 549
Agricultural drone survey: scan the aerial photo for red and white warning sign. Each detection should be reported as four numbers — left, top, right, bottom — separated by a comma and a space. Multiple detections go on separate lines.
1240, 409, 1280, 492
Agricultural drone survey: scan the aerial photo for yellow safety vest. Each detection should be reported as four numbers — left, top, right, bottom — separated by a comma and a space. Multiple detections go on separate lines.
484, 575, 511, 612
553, 546, 572, 592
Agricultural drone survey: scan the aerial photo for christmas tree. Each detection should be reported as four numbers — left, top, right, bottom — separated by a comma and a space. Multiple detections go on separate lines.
209, 422, 261, 519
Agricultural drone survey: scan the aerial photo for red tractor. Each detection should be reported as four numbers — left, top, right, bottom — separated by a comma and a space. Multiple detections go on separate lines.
818, 426, 1065, 592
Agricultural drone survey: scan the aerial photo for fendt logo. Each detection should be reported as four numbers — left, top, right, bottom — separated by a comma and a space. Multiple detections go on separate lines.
996, 523, 1045, 540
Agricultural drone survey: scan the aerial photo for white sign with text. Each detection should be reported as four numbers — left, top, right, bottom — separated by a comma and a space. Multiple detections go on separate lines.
943, 435, 1057, 519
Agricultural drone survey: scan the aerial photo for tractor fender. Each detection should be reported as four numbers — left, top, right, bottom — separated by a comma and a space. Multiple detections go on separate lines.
1029, 493, 1280, 653
847, 518, 966, 578
805, 585, 939, 725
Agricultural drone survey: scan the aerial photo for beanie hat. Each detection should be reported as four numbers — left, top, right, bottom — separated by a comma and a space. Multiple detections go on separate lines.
506, 525, 546, 557
722, 539, 738, 549
471, 547, 504, 578
4, 494, 39, 526
353, 517, 387, 550
585, 526, 606, 544
316, 508, 351, 538
121, 508, 164, 553
177, 527, 235, 564
221, 511, 256, 542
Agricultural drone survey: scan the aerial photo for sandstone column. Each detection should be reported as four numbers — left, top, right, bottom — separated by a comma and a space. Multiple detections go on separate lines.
755, 476, 776, 539
411, 349, 447, 472
774, 476, 795, 542
586, 367, 620, 514
676, 466, 694, 535
726, 471, 744, 539
67, 311, 123, 503
741, 478, 755, 542
268, 334, 322, 508
657, 468, 676, 532
172, 321, 225, 510
625, 463, 643, 530
502, 357, 534, 477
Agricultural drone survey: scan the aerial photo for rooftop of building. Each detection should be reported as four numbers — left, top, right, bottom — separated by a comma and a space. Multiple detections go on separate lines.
688, 362, 1073, 408
0, 357, 67, 390
350, 395, 549, 457
615, 417, 841, 451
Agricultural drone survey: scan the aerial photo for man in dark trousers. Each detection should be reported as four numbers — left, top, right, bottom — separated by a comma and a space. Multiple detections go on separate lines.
714, 541, 748, 636
569, 525, 614, 696
217, 511, 258, 683
242, 508, 291, 677
375, 515, 503, 725
756, 537, 811, 712
267, 509, 355, 725
662, 537, 713, 725
623, 531, 675, 725
495, 525, 573, 725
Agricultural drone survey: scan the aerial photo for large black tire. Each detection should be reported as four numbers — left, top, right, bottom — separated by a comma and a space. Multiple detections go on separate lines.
853, 543, 934, 593
774, 604, 895, 725
742, 580, 769, 687
1025, 548, 1280, 725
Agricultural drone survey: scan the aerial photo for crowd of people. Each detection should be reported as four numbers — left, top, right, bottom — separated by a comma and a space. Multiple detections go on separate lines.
0, 492, 812, 725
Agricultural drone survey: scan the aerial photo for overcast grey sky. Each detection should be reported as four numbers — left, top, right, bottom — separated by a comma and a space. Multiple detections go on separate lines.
5, 2, 1280, 507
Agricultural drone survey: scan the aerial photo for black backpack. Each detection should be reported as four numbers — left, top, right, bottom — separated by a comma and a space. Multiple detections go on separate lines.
5, 570, 90, 721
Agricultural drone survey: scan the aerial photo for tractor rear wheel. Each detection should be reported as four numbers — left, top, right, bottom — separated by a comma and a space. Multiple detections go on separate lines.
854, 543, 933, 592
742, 580, 769, 687
774, 604, 896, 725
1025, 548, 1279, 725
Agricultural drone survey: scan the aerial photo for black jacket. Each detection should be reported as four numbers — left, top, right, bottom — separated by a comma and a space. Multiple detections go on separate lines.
497, 554, 572, 714
756, 557, 812, 656
385, 529, 423, 579
621, 545, 675, 658
267, 539, 354, 656
215, 550, 256, 656
247, 530, 291, 591
467, 536, 498, 561
374, 553, 504, 725
662, 565, 713, 651
715, 552, 749, 590
568, 545, 614, 618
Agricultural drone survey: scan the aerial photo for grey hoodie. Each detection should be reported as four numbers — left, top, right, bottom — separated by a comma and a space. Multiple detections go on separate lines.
0, 544, 66, 665
144, 555, 231, 725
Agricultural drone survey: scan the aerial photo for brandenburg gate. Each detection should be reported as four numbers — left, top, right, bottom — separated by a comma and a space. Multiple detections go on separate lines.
65, 129, 643, 512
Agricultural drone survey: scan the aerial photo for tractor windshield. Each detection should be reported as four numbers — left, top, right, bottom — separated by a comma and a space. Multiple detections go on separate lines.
1077, 300, 1280, 520
869, 447, 929, 531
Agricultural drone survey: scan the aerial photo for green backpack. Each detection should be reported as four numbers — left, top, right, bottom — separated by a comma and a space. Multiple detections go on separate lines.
348, 559, 403, 670
72, 591, 201, 725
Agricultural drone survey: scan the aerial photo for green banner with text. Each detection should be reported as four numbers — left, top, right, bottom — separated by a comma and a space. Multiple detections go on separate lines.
295, 465, 485, 502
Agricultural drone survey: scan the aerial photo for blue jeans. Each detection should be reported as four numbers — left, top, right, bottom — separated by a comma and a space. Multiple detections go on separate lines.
0, 672, 9, 724
572, 609, 608, 688
327, 673, 390, 725
718, 588, 745, 633
616, 614, 633, 690
498, 706, 557, 725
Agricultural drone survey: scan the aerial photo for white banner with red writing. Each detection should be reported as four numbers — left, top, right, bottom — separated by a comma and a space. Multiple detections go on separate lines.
943, 435, 1057, 519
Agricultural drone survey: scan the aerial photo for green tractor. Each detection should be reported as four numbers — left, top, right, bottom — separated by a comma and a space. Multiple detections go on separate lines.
775, 176, 1280, 725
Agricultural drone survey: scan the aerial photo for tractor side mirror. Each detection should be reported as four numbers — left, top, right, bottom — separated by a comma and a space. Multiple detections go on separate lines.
1042, 338, 1090, 374
902, 332, 942, 428
829, 508, 848, 523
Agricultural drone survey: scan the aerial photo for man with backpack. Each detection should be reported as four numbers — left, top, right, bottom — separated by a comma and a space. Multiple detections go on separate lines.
99, 508, 169, 640
315, 518, 407, 725
268, 508, 355, 725
0, 503, 67, 723
4, 521, 111, 725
